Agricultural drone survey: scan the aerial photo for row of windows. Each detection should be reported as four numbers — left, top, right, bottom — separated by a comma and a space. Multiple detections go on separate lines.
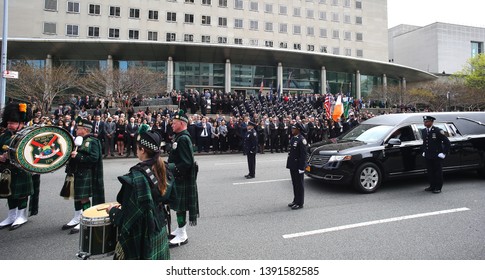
48, 0, 363, 13
45, 22, 364, 42
43, 23, 364, 57
49, 1, 364, 22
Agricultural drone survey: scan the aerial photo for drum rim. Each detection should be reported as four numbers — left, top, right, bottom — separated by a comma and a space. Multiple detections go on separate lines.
13, 126, 74, 174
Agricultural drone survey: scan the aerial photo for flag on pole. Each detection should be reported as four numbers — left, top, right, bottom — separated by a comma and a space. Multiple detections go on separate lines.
287, 71, 293, 89
324, 94, 331, 119
259, 79, 264, 93
332, 95, 343, 122
326, 80, 331, 95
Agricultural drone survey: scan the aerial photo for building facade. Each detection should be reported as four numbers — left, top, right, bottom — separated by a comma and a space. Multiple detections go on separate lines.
1, 0, 435, 98
389, 22, 485, 74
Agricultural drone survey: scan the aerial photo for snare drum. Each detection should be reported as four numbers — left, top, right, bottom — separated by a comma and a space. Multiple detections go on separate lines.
8, 126, 74, 174
77, 202, 119, 259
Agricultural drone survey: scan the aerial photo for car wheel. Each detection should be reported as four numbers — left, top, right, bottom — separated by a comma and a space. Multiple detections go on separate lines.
353, 162, 382, 193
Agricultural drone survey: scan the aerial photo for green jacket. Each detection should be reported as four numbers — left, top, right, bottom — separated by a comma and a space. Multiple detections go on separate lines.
109, 165, 170, 260
0, 130, 33, 199
66, 135, 104, 204
167, 130, 199, 224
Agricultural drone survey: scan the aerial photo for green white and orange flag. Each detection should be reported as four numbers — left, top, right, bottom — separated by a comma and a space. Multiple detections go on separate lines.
332, 95, 343, 122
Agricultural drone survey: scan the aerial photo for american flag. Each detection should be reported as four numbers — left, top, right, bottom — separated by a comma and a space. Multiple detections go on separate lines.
324, 94, 331, 119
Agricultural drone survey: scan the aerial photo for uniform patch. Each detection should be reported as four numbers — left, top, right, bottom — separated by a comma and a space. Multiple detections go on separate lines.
302, 139, 307, 145
440, 130, 446, 135
172, 142, 178, 150
84, 142, 90, 148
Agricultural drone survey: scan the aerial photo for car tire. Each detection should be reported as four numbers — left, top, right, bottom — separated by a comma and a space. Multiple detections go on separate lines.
353, 162, 382, 193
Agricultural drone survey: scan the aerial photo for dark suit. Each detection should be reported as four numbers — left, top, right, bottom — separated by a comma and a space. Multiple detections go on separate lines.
421, 126, 450, 191
286, 134, 308, 207
244, 128, 258, 177
125, 122, 138, 156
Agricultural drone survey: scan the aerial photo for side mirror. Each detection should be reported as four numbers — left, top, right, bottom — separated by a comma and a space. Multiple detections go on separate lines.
387, 138, 401, 146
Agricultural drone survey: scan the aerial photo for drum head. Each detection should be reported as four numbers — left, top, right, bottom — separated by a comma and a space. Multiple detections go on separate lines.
83, 202, 120, 219
12, 126, 74, 174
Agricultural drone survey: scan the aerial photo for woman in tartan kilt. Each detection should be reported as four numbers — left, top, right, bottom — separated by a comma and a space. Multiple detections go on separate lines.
106, 125, 174, 260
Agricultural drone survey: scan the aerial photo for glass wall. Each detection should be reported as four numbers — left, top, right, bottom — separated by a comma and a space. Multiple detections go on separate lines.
173, 62, 224, 91
117, 60, 167, 73
232, 64, 277, 94
283, 67, 320, 93
360, 74, 382, 98
326, 71, 354, 95
58, 60, 107, 74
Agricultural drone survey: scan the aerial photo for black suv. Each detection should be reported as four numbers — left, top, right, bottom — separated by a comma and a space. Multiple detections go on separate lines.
306, 112, 485, 193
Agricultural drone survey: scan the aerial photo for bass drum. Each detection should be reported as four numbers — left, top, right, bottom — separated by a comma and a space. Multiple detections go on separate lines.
8, 126, 74, 174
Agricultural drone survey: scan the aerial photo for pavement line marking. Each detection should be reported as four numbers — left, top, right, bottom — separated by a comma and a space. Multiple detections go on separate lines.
215, 159, 285, 166
233, 178, 291, 185
282, 207, 470, 239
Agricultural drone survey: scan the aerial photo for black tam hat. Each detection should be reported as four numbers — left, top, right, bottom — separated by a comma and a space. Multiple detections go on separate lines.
173, 109, 189, 123
0, 102, 33, 128
137, 125, 162, 152
75, 116, 93, 130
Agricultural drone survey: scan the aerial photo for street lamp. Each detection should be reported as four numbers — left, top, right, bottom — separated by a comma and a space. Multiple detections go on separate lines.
0, 0, 9, 110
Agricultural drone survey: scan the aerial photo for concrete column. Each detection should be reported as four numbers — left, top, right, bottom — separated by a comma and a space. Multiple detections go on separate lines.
355, 70, 361, 100
45, 54, 52, 69
402, 77, 406, 91
225, 59, 231, 93
106, 55, 113, 97
167, 57, 174, 92
382, 74, 387, 103
277, 62, 283, 98
321, 66, 327, 95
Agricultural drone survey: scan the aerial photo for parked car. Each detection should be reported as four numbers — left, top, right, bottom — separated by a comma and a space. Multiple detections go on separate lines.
305, 112, 485, 193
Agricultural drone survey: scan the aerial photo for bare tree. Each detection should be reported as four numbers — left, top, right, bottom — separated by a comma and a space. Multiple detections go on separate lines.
7, 62, 78, 115
77, 67, 166, 108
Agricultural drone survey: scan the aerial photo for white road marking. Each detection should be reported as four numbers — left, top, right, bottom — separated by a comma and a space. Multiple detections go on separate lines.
215, 159, 285, 166
283, 207, 470, 239
233, 178, 291, 185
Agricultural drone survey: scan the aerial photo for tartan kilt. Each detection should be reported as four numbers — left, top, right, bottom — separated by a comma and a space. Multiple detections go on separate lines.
148, 226, 170, 260
114, 225, 170, 260
9, 167, 33, 199
73, 168, 93, 200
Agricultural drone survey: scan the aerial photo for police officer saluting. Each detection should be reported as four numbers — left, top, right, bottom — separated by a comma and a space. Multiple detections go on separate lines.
286, 122, 308, 210
244, 121, 258, 179
421, 115, 450, 194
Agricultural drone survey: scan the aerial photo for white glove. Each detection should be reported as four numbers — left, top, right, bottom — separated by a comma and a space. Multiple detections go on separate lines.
298, 169, 305, 174
438, 153, 445, 159
422, 152, 425, 157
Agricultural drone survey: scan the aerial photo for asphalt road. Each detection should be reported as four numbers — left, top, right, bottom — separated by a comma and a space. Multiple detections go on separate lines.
1, 152, 484, 260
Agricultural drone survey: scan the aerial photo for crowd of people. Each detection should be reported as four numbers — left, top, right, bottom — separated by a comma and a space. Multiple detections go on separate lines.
37, 90, 384, 157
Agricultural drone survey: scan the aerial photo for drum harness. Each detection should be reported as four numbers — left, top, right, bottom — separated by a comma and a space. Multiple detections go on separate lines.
132, 165, 173, 235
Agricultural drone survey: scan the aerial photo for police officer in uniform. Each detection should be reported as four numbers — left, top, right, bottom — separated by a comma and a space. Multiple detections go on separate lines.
286, 122, 308, 210
421, 115, 450, 194
244, 121, 258, 179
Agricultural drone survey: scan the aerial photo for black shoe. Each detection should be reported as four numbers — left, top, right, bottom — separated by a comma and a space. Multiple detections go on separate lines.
432, 189, 441, 194
103, 154, 107, 159
246, 175, 254, 179
9, 223, 25, 231
61, 223, 78, 230
0, 223, 13, 230
288, 202, 296, 207
29, 210, 38, 217
169, 239, 189, 248
291, 204, 303, 210
69, 228, 80, 235
424, 187, 434, 192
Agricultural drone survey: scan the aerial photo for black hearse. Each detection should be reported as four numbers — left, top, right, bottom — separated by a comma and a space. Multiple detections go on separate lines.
305, 112, 485, 193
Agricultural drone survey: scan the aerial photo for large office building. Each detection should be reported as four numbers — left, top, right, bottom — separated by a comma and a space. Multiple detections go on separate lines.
1, 0, 435, 98
389, 22, 485, 75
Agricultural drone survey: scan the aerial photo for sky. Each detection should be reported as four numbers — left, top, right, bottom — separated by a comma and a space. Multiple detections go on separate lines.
387, 0, 485, 28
